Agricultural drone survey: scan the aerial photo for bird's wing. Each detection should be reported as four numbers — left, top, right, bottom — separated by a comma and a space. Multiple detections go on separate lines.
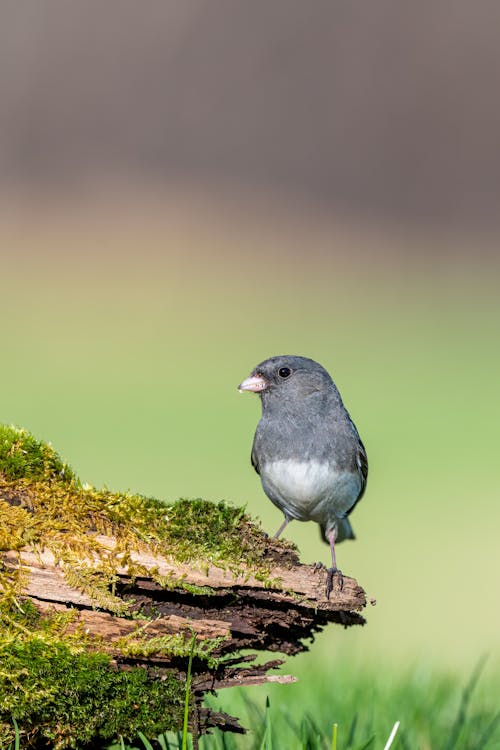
251, 440, 260, 475
347, 438, 368, 516
357, 439, 368, 494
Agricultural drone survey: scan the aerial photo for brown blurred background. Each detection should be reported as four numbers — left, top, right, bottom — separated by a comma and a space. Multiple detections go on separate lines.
1, 0, 500, 230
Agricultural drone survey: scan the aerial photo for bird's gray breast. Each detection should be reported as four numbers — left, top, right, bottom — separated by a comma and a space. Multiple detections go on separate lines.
260, 458, 362, 525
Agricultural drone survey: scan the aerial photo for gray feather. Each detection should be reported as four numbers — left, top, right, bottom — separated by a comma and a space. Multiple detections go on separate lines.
244, 355, 367, 545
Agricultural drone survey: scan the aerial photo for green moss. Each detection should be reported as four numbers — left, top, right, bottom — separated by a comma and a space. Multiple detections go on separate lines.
115, 629, 224, 662
0, 425, 75, 483
0, 482, 276, 610
0, 569, 217, 748
0, 636, 186, 749
0, 425, 291, 746
0, 425, 280, 612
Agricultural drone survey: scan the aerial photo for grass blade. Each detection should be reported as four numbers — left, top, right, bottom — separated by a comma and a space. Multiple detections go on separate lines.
346, 713, 358, 747
157, 733, 170, 750
137, 731, 154, 750
182, 634, 196, 750
443, 655, 487, 750
331, 723, 338, 750
9, 717, 20, 750
352, 737, 375, 750
472, 710, 500, 749
383, 721, 400, 750
259, 696, 273, 750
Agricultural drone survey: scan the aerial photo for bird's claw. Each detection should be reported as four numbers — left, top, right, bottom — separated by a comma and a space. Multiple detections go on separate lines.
313, 563, 344, 598
325, 567, 344, 599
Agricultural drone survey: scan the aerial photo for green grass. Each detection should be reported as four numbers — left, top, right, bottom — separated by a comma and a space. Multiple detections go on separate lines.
100, 655, 500, 749
196, 657, 500, 749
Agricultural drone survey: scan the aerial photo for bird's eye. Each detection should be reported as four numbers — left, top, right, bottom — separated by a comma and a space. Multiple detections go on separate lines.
278, 367, 291, 379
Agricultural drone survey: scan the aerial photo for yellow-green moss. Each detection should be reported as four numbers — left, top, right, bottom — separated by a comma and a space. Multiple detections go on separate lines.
0, 424, 279, 612
0, 425, 75, 483
0, 600, 217, 747
0, 631, 186, 749
0, 424, 288, 747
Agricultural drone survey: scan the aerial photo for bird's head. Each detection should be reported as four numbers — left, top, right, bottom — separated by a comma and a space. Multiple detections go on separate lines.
238, 355, 333, 406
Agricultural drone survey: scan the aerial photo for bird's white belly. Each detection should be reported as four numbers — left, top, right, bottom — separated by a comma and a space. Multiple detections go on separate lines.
261, 459, 360, 523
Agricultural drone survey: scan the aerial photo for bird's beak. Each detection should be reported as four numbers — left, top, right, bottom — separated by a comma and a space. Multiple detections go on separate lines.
238, 374, 268, 393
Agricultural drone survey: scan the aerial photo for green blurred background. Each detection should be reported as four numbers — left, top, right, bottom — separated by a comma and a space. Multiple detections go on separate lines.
1, 0, 500, 721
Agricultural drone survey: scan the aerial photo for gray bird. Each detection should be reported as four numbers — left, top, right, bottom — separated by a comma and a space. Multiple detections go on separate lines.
238, 355, 367, 598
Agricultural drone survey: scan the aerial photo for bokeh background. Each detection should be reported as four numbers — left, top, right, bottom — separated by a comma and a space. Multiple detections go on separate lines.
1, 0, 500, 729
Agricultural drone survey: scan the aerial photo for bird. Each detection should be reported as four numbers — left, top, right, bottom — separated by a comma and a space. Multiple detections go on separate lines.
238, 355, 367, 598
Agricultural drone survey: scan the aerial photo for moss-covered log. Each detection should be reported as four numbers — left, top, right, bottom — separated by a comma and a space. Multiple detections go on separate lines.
0, 425, 367, 749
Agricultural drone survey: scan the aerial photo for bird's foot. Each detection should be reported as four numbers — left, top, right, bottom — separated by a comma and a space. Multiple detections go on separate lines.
325, 567, 344, 599
313, 561, 325, 572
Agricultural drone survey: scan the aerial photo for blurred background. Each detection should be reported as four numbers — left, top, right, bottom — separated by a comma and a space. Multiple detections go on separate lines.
1, 0, 499, 719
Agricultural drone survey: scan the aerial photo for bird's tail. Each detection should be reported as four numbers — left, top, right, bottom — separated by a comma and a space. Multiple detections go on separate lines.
321, 518, 356, 545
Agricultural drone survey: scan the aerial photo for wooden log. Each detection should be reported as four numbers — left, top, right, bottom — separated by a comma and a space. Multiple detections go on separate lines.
3, 535, 367, 738
1, 464, 368, 742
3, 542, 366, 664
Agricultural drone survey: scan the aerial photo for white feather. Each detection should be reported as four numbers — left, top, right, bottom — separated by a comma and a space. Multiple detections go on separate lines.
260, 459, 361, 524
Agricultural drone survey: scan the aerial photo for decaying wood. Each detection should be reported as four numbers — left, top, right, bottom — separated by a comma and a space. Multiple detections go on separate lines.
4, 542, 366, 654
3, 523, 367, 736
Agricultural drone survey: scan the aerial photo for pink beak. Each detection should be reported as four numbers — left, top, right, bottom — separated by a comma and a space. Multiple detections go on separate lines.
238, 374, 268, 393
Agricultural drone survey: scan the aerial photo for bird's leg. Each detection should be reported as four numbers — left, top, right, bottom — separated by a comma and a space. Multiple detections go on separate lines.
273, 515, 291, 539
325, 528, 344, 598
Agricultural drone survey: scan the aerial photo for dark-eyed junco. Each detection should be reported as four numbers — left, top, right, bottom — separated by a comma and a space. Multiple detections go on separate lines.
238, 355, 367, 598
